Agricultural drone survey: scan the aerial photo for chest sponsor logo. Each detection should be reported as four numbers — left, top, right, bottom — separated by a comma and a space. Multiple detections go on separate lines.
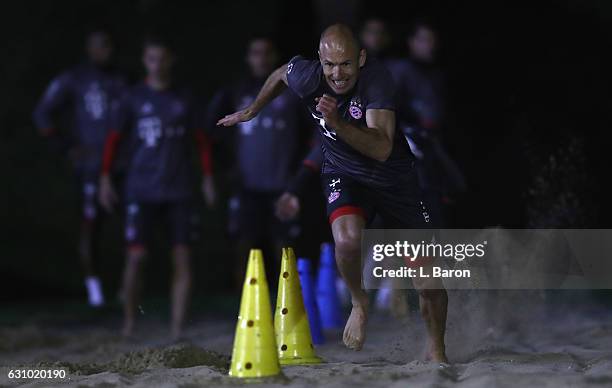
137, 116, 162, 147
84, 82, 107, 120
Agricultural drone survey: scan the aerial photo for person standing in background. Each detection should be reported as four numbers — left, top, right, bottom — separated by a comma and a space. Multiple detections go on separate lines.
98, 37, 215, 340
390, 20, 466, 226
360, 17, 392, 61
33, 28, 126, 307
206, 37, 316, 291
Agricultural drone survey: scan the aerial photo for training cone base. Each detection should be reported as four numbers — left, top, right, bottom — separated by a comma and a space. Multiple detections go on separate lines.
279, 355, 322, 366
275, 247, 323, 365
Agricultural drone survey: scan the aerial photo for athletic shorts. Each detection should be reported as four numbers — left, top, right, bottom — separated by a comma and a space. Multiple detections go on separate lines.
227, 190, 301, 242
321, 169, 432, 229
124, 200, 197, 247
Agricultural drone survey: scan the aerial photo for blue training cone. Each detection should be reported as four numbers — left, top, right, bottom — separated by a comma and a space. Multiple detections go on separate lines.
316, 243, 343, 329
297, 258, 325, 345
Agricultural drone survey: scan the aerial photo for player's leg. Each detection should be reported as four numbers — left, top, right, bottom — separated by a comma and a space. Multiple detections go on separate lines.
331, 214, 368, 350
78, 178, 105, 306
170, 244, 191, 340
323, 174, 371, 350
168, 201, 195, 340
121, 202, 150, 337
231, 191, 264, 291
408, 214, 448, 362
122, 245, 146, 337
412, 275, 448, 362
373, 176, 449, 362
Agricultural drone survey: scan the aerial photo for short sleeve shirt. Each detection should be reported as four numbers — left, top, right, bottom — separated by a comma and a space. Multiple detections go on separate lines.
286, 56, 414, 188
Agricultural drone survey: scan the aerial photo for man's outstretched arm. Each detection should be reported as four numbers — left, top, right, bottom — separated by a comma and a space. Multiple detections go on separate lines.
217, 64, 288, 126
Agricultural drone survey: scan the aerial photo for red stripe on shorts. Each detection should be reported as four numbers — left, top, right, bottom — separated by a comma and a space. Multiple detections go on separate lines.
329, 206, 366, 224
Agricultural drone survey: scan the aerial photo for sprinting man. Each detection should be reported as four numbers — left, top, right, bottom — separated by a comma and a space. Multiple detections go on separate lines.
218, 24, 448, 361
206, 37, 314, 291
98, 37, 215, 340
33, 28, 126, 307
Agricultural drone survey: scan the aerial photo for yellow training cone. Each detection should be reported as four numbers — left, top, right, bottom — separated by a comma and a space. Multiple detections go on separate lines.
229, 249, 281, 378
274, 247, 322, 365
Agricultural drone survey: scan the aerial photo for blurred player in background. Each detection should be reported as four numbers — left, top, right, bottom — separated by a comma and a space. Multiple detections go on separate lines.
33, 28, 126, 307
390, 19, 466, 226
206, 37, 315, 291
98, 37, 215, 340
360, 17, 392, 62
219, 24, 448, 362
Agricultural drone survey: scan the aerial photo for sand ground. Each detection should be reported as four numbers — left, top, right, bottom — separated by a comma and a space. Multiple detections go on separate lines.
1, 291, 611, 387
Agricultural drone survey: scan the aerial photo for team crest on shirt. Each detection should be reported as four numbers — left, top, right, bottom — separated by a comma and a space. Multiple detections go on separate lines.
349, 97, 363, 120
328, 191, 340, 203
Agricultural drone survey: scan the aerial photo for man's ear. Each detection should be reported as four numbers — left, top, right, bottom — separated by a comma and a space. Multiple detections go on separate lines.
359, 48, 367, 68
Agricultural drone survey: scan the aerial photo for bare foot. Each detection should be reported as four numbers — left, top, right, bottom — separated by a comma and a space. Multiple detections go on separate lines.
424, 341, 449, 363
343, 297, 369, 351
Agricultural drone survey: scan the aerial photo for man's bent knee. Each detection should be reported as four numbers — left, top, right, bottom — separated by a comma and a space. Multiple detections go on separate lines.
335, 233, 360, 262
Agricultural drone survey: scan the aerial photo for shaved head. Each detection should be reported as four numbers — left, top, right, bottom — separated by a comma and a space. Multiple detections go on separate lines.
318, 24, 366, 94
319, 24, 361, 59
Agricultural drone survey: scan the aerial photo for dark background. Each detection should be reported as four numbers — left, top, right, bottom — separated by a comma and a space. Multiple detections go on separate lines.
1, 0, 611, 302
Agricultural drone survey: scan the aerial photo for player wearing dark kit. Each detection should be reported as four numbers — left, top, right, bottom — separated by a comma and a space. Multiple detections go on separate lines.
206, 38, 312, 290
33, 29, 125, 307
99, 38, 215, 340
388, 21, 466, 226
219, 25, 448, 362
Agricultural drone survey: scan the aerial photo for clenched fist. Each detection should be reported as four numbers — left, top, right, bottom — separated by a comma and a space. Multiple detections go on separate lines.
316, 94, 340, 128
